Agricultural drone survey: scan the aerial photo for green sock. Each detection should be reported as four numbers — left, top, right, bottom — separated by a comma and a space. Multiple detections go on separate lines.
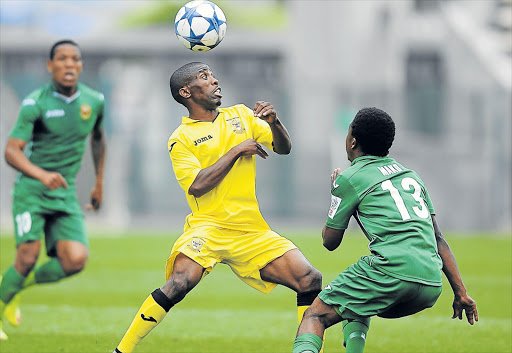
342, 319, 370, 353
293, 333, 323, 353
33, 258, 67, 284
0, 266, 25, 304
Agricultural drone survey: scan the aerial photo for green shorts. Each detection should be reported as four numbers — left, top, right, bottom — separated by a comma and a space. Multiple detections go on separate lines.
12, 184, 88, 257
319, 259, 442, 321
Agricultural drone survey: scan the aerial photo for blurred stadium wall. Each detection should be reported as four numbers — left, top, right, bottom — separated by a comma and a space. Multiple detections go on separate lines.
1, 0, 510, 232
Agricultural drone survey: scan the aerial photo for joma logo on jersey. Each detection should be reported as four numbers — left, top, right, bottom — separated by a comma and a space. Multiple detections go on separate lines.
45, 109, 65, 118
193, 135, 213, 146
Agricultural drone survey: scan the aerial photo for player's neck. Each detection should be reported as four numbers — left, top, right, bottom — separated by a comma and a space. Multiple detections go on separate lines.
53, 81, 78, 97
189, 107, 219, 122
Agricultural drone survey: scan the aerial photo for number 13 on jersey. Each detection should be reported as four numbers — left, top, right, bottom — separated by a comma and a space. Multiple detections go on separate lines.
381, 177, 430, 221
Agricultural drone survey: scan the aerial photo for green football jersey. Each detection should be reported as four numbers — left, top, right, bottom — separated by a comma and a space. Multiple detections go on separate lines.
9, 82, 104, 192
326, 155, 443, 286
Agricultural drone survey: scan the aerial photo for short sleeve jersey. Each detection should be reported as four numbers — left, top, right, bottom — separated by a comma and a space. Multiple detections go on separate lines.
168, 104, 273, 231
9, 82, 105, 191
326, 156, 443, 286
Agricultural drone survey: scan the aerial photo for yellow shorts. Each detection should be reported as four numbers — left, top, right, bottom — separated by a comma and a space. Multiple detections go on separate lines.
165, 226, 297, 294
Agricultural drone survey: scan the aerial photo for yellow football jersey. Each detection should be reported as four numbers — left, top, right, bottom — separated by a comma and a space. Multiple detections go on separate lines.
168, 104, 274, 231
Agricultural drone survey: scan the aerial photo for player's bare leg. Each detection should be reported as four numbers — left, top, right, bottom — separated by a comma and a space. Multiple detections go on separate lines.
260, 249, 325, 350
0, 240, 41, 338
294, 297, 369, 353
114, 253, 205, 353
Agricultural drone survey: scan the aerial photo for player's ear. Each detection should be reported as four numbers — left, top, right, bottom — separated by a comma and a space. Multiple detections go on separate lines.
350, 136, 357, 150
46, 60, 52, 73
179, 87, 191, 99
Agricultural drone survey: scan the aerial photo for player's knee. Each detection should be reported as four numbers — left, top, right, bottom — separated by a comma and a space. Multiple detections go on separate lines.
15, 245, 40, 274
299, 267, 322, 292
61, 252, 88, 275
162, 274, 194, 304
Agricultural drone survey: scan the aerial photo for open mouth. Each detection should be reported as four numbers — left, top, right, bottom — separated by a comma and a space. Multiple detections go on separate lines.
64, 73, 75, 80
213, 87, 222, 96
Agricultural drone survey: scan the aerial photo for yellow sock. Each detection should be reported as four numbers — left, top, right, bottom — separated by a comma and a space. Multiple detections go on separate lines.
297, 305, 308, 323
117, 293, 168, 353
297, 305, 325, 353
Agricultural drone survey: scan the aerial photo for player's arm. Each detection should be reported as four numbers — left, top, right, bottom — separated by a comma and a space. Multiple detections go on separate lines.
433, 215, 478, 325
4, 137, 68, 190
322, 168, 355, 251
87, 118, 106, 211
188, 138, 268, 198
253, 101, 291, 155
322, 226, 345, 251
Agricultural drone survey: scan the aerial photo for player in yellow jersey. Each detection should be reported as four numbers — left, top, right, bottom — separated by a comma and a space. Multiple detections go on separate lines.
113, 62, 323, 353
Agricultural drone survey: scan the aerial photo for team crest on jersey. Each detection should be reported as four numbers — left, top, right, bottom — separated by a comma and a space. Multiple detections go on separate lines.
80, 104, 91, 120
187, 238, 206, 253
227, 117, 245, 134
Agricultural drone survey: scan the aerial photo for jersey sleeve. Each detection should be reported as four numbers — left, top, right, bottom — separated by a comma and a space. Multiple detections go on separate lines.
325, 175, 360, 230
9, 98, 41, 141
168, 138, 201, 193
242, 105, 273, 151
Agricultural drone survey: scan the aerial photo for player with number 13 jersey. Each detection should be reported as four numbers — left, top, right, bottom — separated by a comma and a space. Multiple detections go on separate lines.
327, 155, 442, 285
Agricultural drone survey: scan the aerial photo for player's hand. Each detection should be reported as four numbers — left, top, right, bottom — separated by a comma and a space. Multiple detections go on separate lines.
452, 294, 478, 325
331, 168, 341, 187
236, 139, 268, 159
86, 184, 103, 211
253, 101, 276, 124
40, 171, 68, 190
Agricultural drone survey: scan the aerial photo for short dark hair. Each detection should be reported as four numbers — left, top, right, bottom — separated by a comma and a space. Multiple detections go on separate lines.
351, 107, 395, 157
169, 62, 208, 105
49, 39, 80, 60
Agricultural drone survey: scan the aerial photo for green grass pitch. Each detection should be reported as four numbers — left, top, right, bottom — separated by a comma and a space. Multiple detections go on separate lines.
0, 229, 510, 352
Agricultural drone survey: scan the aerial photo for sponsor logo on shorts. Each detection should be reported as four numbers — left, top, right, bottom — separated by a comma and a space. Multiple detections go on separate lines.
187, 237, 205, 253
324, 284, 332, 290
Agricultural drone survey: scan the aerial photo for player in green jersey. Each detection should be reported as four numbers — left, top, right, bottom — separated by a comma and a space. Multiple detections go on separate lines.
293, 107, 478, 353
0, 39, 106, 341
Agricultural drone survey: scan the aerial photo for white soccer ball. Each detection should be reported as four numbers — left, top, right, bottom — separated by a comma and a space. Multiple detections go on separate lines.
174, 0, 227, 52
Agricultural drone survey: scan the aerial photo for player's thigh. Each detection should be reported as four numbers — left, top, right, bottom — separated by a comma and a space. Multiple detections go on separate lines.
165, 226, 224, 282
45, 209, 88, 258
259, 248, 320, 291
225, 229, 299, 293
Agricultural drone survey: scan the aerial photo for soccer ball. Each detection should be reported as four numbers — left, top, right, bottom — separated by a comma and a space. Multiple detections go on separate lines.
174, 0, 227, 52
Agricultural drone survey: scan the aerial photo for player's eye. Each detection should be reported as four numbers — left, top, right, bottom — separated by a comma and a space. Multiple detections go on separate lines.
201, 73, 207, 79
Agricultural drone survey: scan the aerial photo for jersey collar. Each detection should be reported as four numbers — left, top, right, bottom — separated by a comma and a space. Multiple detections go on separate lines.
351, 155, 389, 166
181, 109, 223, 124
50, 83, 81, 104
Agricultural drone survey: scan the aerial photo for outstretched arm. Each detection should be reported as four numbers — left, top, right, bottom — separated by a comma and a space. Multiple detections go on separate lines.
433, 215, 478, 325
87, 127, 106, 211
253, 101, 291, 155
188, 138, 268, 198
4, 137, 68, 190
